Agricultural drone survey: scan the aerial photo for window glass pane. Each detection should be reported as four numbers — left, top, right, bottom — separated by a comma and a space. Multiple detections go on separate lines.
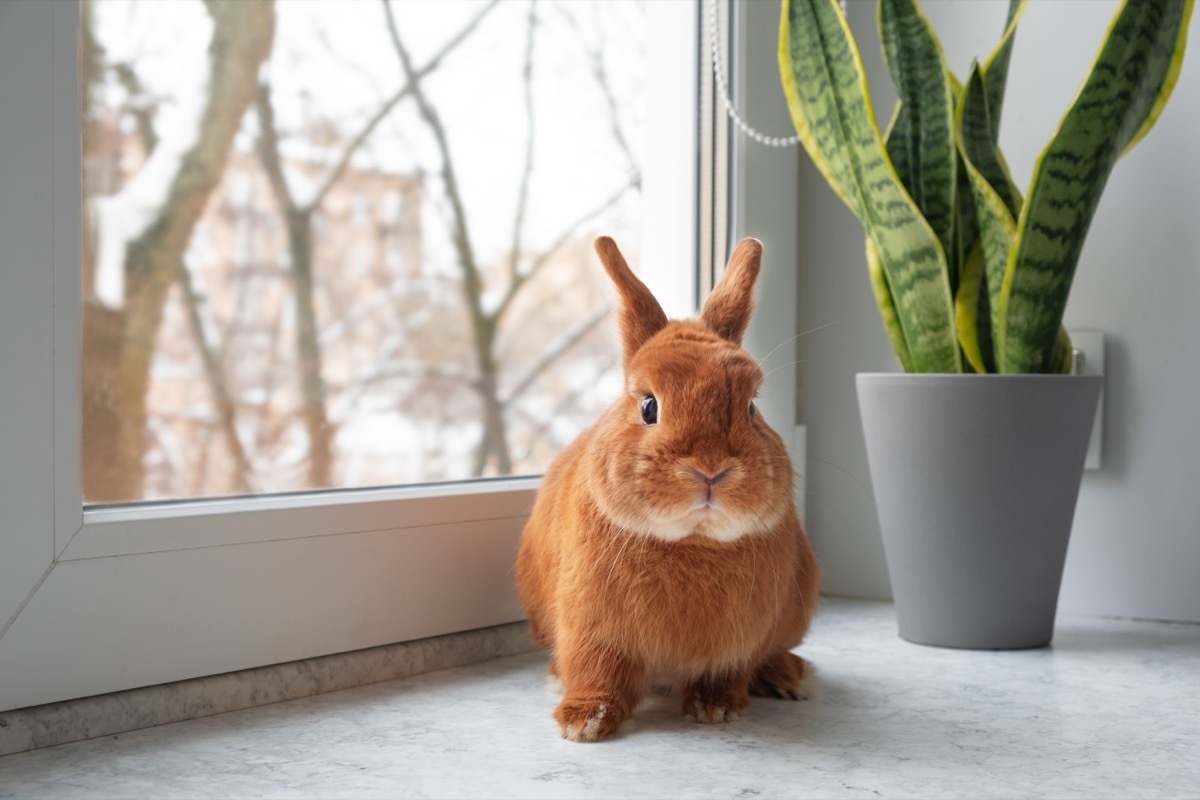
81, 0, 693, 504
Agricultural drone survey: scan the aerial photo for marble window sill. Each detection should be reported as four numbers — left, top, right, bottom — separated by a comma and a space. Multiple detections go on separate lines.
1, 598, 1198, 799
0, 622, 535, 758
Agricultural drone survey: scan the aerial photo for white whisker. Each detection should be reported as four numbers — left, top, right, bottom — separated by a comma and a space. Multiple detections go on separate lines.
808, 456, 874, 498
763, 358, 815, 381
802, 486, 856, 532
755, 320, 840, 367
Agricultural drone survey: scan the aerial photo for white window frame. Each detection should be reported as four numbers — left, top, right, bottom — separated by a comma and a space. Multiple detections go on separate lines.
0, 0, 714, 712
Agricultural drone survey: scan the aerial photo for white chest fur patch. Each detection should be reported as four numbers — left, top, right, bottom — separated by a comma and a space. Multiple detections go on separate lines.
635, 507, 776, 543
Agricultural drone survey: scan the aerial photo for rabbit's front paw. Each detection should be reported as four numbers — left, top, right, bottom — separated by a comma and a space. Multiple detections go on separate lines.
555, 697, 623, 742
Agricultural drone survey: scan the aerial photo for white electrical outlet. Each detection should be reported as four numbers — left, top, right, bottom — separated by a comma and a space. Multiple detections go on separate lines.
1069, 330, 1105, 470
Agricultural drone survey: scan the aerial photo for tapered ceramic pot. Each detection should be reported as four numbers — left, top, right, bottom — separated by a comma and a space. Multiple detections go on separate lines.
857, 373, 1103, 650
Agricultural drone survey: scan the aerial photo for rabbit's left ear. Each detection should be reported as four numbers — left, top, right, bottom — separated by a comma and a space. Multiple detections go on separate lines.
595, 236, 669, 368
701, 238, 761, 345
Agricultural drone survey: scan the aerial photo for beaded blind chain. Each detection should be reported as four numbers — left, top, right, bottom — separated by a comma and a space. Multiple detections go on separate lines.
708, 0, 848, 148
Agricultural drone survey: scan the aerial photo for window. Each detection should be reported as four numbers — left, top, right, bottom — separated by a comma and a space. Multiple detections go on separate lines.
82, 0, 669, 504
0, 0, 803, 713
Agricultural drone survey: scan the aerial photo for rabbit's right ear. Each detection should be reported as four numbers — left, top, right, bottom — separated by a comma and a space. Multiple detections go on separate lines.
595, 237, 668, 367
700, 238, 761, 345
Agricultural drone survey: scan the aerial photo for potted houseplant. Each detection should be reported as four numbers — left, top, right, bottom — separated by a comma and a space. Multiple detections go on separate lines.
778, 0, 1193, 648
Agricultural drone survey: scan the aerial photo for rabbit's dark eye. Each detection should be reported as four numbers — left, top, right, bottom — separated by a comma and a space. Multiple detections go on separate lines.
749, 401, 757, 420
640, 396, 658, 426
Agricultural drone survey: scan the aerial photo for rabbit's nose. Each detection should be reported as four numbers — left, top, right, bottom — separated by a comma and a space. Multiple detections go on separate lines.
691, 468, 729, 487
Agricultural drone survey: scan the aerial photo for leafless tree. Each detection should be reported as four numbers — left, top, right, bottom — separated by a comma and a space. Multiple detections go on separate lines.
83, 0, 643, 499
253, 1, 499, 488
102, 51, 257, 495
383, 0, 639, 476
82, 0, 276, 503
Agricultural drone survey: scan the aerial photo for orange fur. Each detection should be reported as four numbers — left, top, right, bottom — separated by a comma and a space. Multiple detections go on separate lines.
515, 237, 820, 742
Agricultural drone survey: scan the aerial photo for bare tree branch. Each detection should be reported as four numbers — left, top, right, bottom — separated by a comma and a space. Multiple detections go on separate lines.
502, 305, 610, 407
382, 0, 487, 333
336, 363, 475, 393
98, 25, 258, 496
491, 176, 637, 326
506, 1, 539, 287
109, 51, 261, 494
329, 359, 474, 431
257, 85, 337, 487
115, 49, 257, 495
383, 0, 512, 476
509, 354, 617, 460
303, 0, 501, 211
485, 1, 646, 329
317, 274, 443, 348
311, 22, 383, 95
257, 0, 495, 486
83, 0, 275, 502
178, 265, 256, 493
253, 292, 288, 456
255, 0, 496, 487
255, 83, 294, 214
555, 4, 641, 182
112, 62, 159, 153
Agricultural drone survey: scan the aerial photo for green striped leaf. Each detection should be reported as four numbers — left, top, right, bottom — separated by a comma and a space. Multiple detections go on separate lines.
956, 63, 1022, 363
866, 238, 914, 372
950, 151, 977, 292
882, 102, 911, 206
886, 100, 972, 291
945, 72, 980, 291
779, 0, 959, 372
959, 66, 1021, 217
980, 0, 1026, 142
951, 2, 1023, 294
1120, 5, 1193, 156
954, 240, 990, 374
879, 0, 957, 272
1000, 0, 1194, 373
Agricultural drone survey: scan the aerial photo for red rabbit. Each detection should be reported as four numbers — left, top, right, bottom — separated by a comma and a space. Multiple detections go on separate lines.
515, 236, 820, 742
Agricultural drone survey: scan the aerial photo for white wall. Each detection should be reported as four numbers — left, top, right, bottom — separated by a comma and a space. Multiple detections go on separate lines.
794, 1, 1200, 622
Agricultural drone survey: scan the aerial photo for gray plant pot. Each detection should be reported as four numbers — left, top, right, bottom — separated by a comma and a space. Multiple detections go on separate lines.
856, 373, 1103, 650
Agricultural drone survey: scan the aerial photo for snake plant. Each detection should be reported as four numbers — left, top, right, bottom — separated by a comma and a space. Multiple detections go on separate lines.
779, 0, 1193, 373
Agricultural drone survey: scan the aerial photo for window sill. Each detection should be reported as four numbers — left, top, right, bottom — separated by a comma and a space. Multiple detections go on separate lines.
0, 620, 536, 757
2, 598, 1198, 797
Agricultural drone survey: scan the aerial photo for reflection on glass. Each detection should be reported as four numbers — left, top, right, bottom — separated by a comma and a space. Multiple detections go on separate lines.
81, 0, 647, 504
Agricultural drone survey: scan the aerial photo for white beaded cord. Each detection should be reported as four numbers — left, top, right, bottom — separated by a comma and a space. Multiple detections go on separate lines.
709, 0, 848, 148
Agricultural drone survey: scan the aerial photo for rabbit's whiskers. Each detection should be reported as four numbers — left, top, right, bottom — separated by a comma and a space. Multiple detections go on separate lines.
755, 320, 839, 367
